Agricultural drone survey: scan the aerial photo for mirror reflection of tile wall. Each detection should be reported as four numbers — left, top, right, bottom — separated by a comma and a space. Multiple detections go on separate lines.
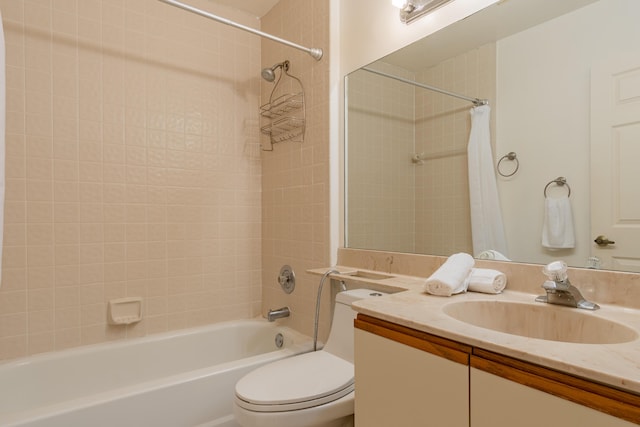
347, 63, 416, 253
347, 44, 496, 256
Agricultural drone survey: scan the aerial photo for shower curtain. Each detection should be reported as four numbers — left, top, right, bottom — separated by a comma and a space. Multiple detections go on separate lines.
0, 11, 5, 287
467, 105, 507, 257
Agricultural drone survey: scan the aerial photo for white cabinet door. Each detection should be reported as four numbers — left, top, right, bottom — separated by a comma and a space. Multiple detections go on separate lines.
354, 329, 469, 427
470, 368, 636, 427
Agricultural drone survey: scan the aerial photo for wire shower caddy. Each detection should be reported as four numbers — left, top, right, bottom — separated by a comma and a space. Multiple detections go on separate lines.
260, 60, 306, 151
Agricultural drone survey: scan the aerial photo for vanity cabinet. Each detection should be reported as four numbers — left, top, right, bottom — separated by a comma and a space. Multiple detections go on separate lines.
354, 315, 640, 427
471, 367, 635, 426
354, 316, 471, 427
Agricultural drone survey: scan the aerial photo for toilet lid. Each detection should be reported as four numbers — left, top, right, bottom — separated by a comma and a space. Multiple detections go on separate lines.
235, 351, 354, 412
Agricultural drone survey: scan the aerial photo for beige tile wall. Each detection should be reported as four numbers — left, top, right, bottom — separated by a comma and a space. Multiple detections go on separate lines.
346, 63, 416, 253
414, 43, 496, 255
0, 0, 263, 361
260, 0, 331, 339
344, 44, 495, 258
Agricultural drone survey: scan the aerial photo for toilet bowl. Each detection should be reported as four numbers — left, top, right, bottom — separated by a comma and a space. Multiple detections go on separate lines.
233, 288, 384, 427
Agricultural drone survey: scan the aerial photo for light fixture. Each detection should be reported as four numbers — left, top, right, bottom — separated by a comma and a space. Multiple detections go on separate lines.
391, 0, 409, 8
392, 0, 455, 24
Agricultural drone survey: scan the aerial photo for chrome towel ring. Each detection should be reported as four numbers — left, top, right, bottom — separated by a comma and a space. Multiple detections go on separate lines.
544, 177, 571, 197
497, 152, 519, 177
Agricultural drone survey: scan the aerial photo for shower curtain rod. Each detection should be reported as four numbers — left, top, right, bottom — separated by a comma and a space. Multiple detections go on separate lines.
361, 67, 488, 106
158, 0, 323, 60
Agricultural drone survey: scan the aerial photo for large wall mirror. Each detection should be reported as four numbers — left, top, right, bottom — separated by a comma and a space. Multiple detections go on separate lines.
345, 0, 640, 272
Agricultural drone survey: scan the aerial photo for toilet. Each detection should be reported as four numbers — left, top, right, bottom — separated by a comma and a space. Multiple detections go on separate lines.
233, 288, 384, 427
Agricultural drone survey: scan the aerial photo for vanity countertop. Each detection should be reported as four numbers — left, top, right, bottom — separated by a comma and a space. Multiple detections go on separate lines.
309, 266, 640, 395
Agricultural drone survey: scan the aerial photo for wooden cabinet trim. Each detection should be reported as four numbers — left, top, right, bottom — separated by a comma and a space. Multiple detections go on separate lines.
471, 352, 640, 424
355, 314, 471, 365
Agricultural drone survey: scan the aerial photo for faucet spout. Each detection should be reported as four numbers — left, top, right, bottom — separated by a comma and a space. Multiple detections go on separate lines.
267, 306, 290, 322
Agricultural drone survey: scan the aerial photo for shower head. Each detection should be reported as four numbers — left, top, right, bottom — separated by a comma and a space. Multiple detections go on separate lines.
261, 67, 277, 82
261, 60, 289, 82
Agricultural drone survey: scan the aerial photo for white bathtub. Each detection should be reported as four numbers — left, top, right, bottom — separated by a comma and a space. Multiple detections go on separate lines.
0, 319, 311, 427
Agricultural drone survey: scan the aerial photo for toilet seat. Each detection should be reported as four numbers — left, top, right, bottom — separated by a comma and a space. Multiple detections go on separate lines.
235, 351, 354, 412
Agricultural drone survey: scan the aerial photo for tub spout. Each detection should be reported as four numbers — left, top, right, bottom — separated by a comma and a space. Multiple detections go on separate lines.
267, 307, 290, 322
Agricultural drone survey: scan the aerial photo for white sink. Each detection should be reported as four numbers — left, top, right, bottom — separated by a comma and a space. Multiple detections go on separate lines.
443, 300, 638, 344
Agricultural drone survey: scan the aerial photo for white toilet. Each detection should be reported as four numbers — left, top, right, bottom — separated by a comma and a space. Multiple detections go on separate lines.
233, 288, 384, 427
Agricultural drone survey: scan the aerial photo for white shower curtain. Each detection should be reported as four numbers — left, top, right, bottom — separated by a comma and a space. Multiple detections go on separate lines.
467, 105, 507, 257
0, 12, 5, 288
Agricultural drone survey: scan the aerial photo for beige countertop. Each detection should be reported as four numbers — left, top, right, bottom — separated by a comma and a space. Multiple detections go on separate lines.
309, 266, 640, 395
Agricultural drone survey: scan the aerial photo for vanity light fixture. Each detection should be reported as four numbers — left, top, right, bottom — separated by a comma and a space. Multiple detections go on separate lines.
392, 0, 456, 24
392, 0, 410, 8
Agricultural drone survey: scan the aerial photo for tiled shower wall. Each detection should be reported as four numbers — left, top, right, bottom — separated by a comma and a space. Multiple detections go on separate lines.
344, 44, 495, 258
260, 0, 331, 339
0, 0, 262, 361
414, 43, 496, 255
346, 63, 416, 253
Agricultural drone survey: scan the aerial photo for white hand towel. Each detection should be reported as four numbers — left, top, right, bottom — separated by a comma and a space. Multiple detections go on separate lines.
465, 268, 507, 294
424, 253, 475, 297
542, 196, 575, 249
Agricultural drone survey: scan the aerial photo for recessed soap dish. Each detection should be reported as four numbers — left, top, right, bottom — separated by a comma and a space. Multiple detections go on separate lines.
108, 297, 143, 325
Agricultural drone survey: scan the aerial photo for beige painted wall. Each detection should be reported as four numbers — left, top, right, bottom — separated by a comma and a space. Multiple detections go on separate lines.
0, 0, 263, 361
496, 0, 640, 268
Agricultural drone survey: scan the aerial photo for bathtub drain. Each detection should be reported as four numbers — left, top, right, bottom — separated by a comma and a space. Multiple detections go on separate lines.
275, 333, 284, 348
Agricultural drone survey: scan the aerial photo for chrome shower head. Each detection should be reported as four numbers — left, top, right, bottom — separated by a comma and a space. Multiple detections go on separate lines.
261, 60, 289, 82
261, 67, 276, 82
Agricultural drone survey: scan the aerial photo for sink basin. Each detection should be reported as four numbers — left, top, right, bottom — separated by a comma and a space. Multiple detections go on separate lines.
345, 270, 394, 280
443, 300, 638, 344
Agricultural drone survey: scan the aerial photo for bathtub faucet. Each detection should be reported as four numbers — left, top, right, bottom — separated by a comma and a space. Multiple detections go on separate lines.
267, 306, 290, 322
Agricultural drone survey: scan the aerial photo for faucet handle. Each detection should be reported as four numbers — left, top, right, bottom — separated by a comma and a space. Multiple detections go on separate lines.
542, 280, 558, 291
542, 260, 568, 282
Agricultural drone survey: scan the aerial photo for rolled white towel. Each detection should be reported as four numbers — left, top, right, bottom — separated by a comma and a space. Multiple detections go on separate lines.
424, 253, 475, 297
465, 268, 507, 294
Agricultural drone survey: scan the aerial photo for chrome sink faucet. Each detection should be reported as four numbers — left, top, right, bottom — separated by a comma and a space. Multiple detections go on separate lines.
535, 261, 599, 310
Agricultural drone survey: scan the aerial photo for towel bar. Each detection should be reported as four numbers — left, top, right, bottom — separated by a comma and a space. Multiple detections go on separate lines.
497, 152, 519, 177
544, 177, 571, 197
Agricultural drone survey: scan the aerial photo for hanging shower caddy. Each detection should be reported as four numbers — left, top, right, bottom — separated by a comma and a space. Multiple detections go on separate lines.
260, 60, 306, 150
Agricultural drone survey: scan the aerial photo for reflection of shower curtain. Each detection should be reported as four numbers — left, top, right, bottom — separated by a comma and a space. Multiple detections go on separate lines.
467, 105, 507, 256
0, 12, 5, 287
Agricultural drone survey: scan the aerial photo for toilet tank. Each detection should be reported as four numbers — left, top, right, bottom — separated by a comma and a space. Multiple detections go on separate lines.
322, 289, 386, 362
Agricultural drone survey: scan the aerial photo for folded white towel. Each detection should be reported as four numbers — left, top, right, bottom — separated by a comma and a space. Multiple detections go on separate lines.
475, 249, 511, 261
542, 196, 575, 249
424, 253, 475, 297
465, 268, 507, 294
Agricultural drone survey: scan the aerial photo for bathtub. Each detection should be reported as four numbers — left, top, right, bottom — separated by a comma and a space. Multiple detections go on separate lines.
0, 319, 311, 427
